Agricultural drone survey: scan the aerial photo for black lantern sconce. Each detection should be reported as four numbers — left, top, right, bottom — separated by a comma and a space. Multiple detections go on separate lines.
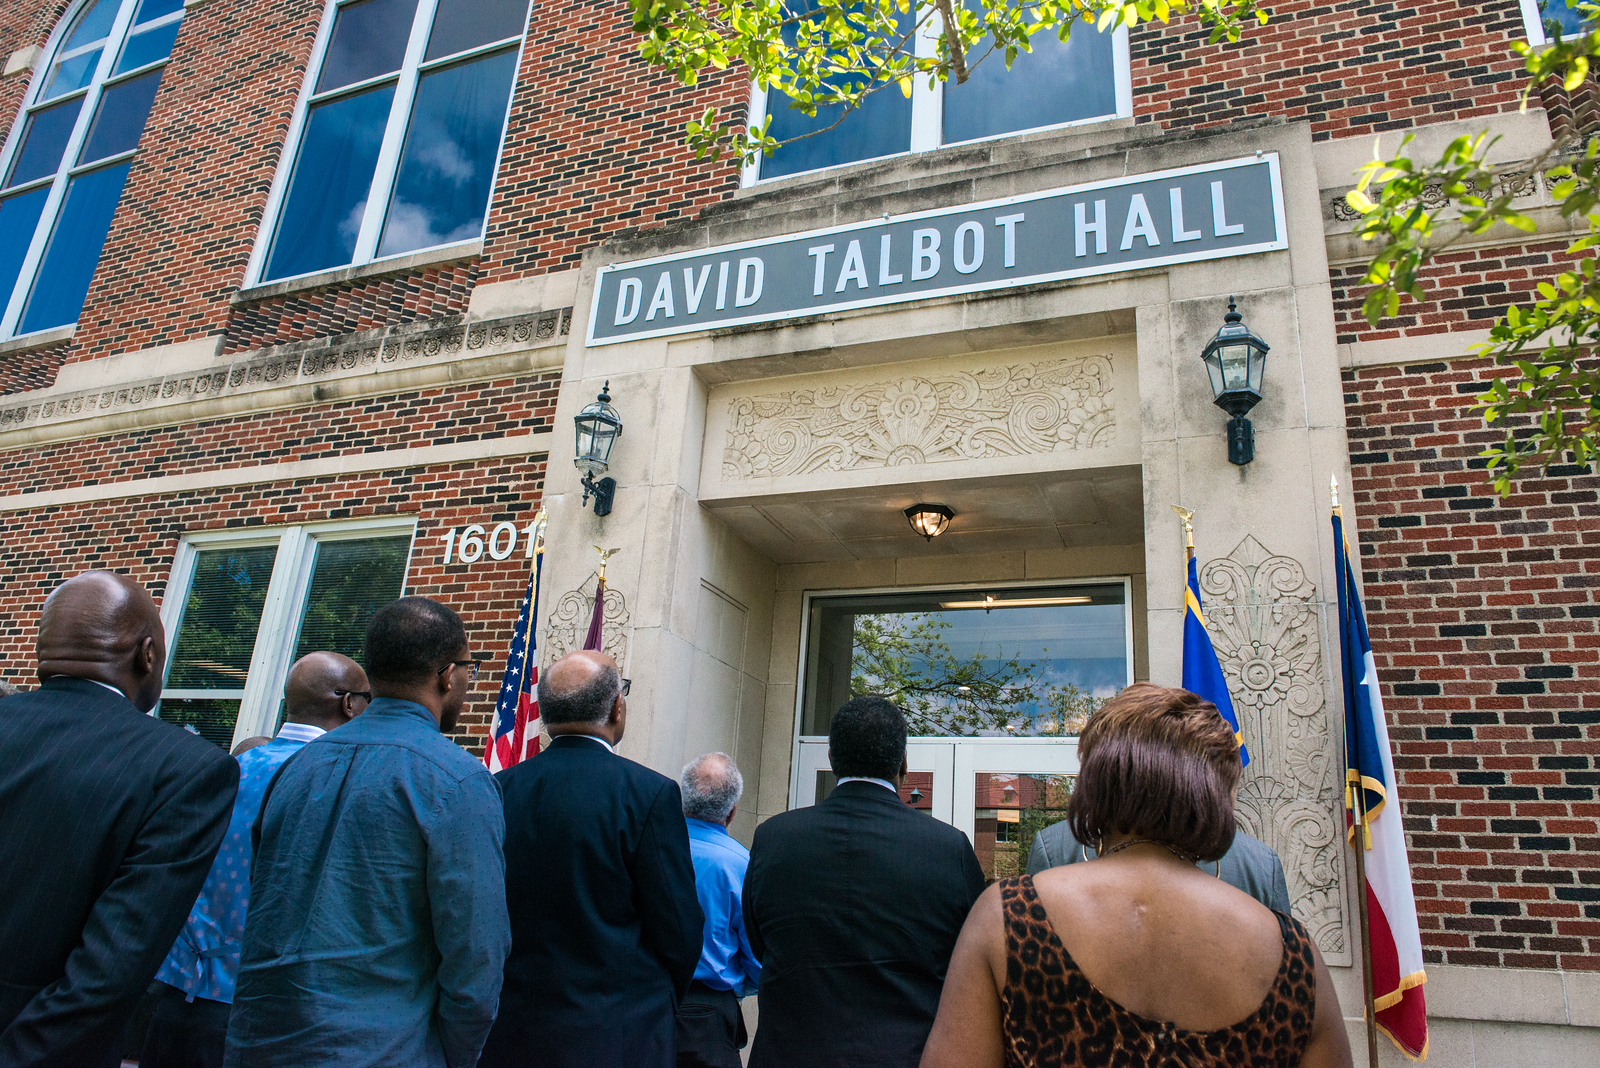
574, 382, 623, 516
1200, 297, 1269, 466
904, 503, 954, 540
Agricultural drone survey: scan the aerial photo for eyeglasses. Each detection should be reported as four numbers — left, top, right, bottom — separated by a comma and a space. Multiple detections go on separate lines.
438, 659, 484, 682
620, 678, 631, 697
333, 688, 372, 702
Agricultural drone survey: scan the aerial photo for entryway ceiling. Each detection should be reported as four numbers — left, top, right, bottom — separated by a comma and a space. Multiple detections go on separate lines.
704, 465, 1144, 564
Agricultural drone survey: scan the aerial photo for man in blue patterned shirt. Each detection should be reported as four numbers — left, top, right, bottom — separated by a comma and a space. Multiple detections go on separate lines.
138, 652, 370, 1068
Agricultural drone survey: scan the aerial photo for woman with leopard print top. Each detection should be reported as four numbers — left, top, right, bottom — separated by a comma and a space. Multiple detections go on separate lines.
920, 683, 1352, 1068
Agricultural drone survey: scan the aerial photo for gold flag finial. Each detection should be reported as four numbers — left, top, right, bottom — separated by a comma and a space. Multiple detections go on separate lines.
592, 545, 620, 580
1170, 504, 1195, 550
531, 508, 548, 553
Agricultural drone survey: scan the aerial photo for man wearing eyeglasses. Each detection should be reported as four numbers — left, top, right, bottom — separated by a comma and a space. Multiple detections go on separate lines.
225, 598, 511, 1068
480, 649, 703, 1068
140, 651, 370, 1068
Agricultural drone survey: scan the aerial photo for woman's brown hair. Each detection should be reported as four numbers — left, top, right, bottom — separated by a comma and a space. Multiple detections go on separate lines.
1065, 682, 1243, 862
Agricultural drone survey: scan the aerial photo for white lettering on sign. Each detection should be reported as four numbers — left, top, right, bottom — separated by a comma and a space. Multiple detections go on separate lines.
440, 520, 541, 565
587, 156, 1287, 347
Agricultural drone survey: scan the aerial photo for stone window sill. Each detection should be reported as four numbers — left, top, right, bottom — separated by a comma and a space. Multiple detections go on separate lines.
0, 325, 74, 358
231, 240, 483, 306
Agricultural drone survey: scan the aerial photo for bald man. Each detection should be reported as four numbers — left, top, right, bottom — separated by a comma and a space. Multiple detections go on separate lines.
480, 650, 703, 1068
0, 570, 239, 1068
141, 652, 370, 1068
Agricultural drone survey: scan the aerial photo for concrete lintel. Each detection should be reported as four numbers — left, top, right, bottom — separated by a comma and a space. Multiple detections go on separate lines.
4, 45, 41, 78
0, 431, 553, 514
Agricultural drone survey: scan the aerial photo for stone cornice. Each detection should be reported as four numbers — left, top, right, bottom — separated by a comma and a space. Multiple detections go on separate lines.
0, 307, 573, 452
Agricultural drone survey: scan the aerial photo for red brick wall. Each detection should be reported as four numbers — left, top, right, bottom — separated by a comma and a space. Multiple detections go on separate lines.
1345, 356, 1600, 970
221, 263, 480, 355
1132, 0, 1529, 142
66, 0, 323, 361
476, 0, 743, 282
0, 370, 562, 496
1332, 238, 1577, 347
0, 453, 548, 753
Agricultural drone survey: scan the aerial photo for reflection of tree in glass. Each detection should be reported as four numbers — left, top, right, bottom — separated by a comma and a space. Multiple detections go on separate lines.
167, 548, 277, 688
849, 613, 1110, 737
292, 537, 411, 664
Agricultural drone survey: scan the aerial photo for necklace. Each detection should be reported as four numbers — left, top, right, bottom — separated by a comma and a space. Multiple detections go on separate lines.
1098, 836, 1198, 863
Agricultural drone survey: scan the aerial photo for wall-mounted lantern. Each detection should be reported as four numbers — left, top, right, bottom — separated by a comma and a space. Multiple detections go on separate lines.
574, 382, 622, 516
904, 503, 954, 540
1200, 297, 1269, 466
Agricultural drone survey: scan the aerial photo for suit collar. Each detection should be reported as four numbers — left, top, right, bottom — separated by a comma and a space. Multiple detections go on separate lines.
41, 675, 137, 708
547, 734, 616, 754
829, 779, 906, 804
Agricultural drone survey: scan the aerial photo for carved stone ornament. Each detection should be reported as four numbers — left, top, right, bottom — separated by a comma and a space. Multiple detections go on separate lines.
0, 307, 572, 432
543, 576, 630, 670
1199, 536, 1347, 959
722, 355, 1115, 480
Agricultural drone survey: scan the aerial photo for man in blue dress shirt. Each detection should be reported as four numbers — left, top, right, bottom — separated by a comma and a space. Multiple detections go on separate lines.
224, 597, 511, 1068
676, 752, 760, 1068
140, 651, 371, 1068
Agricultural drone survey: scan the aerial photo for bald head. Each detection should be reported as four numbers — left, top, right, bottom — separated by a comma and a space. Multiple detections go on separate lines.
538, 650, 626, 744
285, 652, 370, 732
37, 571, 166, 711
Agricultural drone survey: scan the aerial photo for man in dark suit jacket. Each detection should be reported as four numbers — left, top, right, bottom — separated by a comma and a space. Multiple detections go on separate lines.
0, 571, 239, 1068
743, 696, 985, 1068
480, 650, 703, 1068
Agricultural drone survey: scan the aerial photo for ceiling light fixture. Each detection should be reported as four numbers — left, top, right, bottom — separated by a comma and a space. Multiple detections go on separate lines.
938, 594, 1094, 610
904, 503, 954, 540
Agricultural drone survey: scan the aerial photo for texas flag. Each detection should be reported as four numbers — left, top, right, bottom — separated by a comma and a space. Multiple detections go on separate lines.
1334, 507, 1428, 1060
487, 548, 543, 774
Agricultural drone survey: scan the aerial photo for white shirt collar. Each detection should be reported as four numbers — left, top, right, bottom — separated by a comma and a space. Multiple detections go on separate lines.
574, 733, 616, 753
836, 776, 898, 794
275, 722, 327, 744
85, 679, 128, 699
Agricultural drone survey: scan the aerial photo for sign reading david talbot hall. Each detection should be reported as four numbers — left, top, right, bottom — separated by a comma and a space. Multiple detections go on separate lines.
587, 155, 1286, 345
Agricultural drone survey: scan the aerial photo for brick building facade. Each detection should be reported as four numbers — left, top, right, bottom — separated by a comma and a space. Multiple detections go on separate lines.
0, 0, 1595, 1061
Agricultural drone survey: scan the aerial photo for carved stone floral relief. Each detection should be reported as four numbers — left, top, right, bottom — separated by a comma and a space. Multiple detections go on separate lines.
543, 576, 630, 670
721, 355, 1116, 480
1199, 536, 1347, 959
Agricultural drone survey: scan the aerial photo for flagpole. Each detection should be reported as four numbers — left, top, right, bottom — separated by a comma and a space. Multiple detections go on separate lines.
1335, 473, 1382, 1068
517, 509, 547, 698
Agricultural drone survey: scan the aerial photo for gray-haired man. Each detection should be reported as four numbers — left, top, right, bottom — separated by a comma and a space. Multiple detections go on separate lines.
676, 753, 760, 1068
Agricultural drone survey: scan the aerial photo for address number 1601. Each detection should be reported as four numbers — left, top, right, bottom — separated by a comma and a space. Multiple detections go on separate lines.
440, 521, 541, 565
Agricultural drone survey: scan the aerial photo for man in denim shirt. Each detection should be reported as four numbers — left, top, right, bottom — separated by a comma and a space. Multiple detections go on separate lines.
141, 651, 371, 1068
224, 598, 511, 1068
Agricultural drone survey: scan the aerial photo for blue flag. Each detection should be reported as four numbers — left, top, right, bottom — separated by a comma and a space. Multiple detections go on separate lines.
1182, 555, 1250, 767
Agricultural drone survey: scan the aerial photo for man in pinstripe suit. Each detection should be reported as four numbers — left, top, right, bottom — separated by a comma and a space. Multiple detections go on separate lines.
0, 571, 239, 1068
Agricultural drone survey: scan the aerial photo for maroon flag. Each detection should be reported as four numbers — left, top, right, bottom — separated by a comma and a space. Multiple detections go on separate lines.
582, 573, 605, 651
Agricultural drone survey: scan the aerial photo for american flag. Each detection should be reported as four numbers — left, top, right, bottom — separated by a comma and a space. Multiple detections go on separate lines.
487, 546, 543, 774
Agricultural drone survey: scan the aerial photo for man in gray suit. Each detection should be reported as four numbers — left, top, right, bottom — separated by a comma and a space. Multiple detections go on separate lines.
1026, 822, 1292, 913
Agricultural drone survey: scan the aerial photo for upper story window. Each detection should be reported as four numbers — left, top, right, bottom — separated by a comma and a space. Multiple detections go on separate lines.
746, 13, 1130, 184
0, 0, 182, 340
1522, 0, 1593, 43
249, 0, 530, 285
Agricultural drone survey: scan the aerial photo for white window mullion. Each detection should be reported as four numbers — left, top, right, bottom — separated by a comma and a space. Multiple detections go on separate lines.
0, 0, 141, 339
1112, 26, 1132, 118
908, 2, 941, 154
350, 0, 439, 265
233, 526, 308, 744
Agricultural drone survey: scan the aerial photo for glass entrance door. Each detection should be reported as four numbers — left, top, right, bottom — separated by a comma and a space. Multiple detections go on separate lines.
790, 580, 1128, 877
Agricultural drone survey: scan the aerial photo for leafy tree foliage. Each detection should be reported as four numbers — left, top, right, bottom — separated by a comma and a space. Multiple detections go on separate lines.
848, 611, 1108, 735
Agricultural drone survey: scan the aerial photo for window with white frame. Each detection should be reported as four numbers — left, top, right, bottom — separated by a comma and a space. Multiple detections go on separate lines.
157, 519, 416, 749
250, 0, 530, 285
0, 0, 182, 340
746, 11, 1131, 184
1521, 0, 1593, 44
